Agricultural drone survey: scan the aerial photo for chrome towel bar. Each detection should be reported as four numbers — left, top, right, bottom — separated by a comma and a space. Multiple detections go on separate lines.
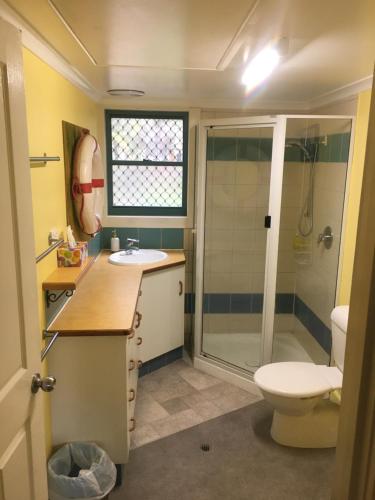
30, 154, 60, 166
36, 238, 64, 263
41, 331, 59, 361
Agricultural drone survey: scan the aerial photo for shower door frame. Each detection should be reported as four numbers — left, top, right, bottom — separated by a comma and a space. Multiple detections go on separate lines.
194, 113, 355, 380
194, 115, 287, 373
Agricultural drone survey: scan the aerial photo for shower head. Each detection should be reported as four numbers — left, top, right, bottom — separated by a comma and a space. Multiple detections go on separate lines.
285, 140, 313, 161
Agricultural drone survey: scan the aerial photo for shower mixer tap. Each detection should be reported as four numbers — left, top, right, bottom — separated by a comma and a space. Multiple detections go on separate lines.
318, 226, 333, 249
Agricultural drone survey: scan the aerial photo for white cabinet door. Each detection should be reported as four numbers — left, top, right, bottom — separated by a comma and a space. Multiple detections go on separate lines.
138, 266, 185, 362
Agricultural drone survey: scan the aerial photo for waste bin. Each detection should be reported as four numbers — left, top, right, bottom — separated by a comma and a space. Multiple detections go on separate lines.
48, 442, 117, 500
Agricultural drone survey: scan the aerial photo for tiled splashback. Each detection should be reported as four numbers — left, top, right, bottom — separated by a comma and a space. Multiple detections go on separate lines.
207, 133, 350, 163
101, 227, 184, 250
88, 232, 102, 256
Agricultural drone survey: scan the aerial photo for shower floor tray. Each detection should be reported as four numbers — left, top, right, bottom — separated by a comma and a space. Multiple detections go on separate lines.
202, 332, 313, 372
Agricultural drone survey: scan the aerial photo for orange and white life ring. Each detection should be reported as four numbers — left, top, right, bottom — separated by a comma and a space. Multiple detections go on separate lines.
72, 133, 104, 236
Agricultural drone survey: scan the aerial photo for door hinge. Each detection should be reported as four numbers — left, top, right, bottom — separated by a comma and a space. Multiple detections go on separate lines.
264, 215, 271, 228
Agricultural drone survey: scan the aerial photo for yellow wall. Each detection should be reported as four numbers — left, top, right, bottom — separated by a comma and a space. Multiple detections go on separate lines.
23, 48, 99, 454
339, 89, 372, 304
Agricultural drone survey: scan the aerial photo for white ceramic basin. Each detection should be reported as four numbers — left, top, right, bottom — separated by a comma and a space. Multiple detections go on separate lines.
108, 249, 168, 266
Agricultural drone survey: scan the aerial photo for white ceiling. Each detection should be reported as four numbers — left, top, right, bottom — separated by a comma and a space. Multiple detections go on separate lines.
4, 0, 375, 108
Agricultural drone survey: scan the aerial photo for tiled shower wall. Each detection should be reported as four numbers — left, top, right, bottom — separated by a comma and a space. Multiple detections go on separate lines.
203, 130, 350, 359
277, 132, 350, 357
203, 128, 272, 335
291, 159, 348, 355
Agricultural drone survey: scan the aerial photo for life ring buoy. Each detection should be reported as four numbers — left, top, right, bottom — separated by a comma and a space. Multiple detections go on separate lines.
72, 134, 104, 236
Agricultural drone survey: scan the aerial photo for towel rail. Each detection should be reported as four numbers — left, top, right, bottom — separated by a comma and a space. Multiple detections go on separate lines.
30, 155, 60, 166
41, 331, 59, 361
36, 238, 64, 263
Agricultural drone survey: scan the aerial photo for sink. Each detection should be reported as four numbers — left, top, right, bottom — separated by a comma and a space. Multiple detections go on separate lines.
108, 249, 168, 266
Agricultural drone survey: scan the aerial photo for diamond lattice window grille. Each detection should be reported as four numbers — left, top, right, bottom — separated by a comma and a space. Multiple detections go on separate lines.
112, 165, 183, 207
111, 118, 184, 163
106, 111, 188, 215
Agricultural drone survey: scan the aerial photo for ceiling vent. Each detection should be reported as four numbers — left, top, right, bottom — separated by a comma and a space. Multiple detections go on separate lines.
107, 89, 145, 97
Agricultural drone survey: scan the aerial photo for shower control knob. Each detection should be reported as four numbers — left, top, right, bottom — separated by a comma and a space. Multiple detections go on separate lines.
31, 373, 56, 394
317, 226, 333, 249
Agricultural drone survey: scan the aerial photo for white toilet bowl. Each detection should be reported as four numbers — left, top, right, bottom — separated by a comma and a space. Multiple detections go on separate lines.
254, 305, 349, 448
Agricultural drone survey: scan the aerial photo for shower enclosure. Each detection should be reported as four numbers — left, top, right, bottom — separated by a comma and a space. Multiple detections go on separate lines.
194, 115, 353, 378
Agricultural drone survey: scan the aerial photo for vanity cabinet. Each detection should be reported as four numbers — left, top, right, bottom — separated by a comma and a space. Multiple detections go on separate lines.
46, 253, 185, 465
137, 265, 185, 362
48, 309, 143, 464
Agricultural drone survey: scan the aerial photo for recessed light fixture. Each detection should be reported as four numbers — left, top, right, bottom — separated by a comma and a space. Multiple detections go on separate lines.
107, 89, 145, 97
241, 46, 280, 92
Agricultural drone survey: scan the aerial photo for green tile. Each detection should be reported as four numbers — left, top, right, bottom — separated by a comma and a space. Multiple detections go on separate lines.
317, 139, 330, 162
213, 137, 237, 161
88, 233, 102, 256
139, 228, 162, 249
206, 137, 214, 161
119, 228, 140, 249
259, 138, 273, 161
329, 134, 342, 162
101, 227, 114, 248
284, 143, 303, 162
237, 138, 259, 161
101, 227, 139, 249
340, 133, 351, 162
161, 228, 184, 249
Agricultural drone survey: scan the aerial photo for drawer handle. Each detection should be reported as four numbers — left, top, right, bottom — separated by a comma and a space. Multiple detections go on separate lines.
137, 360, 143, 369
179, 280, 183, 296
136, 337, 143, 346
129, 359, 135, 371
128, 329, 135, 339
129, 418, 136, 432
135, 311, 142, 329
128, 389, 136, 402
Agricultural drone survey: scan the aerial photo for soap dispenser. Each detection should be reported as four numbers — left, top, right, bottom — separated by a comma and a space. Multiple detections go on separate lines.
111, 230, 120, 252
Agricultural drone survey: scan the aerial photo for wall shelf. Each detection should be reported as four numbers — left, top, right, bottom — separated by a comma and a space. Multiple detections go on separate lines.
42, 256, 95, 291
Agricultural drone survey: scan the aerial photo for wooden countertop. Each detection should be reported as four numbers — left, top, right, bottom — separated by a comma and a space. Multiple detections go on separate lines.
47, 250, 185, 336
42, 256, 95, 290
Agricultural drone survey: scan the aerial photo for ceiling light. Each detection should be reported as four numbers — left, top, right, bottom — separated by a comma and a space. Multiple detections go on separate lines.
107, 89, 145, 97
241, 46, 280, 92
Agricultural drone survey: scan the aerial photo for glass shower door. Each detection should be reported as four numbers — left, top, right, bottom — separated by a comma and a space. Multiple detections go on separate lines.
271, 116, 352, 366
200, 124, 275, 372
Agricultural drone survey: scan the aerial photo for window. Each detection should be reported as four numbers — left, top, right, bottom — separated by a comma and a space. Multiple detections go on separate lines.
105, 110, 189, 216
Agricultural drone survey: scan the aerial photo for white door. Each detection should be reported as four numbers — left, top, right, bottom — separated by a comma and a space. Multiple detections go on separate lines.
0, 19, 48, 500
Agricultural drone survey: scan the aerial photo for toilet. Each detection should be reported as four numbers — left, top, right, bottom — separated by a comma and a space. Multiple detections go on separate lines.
254, 305, 349, 448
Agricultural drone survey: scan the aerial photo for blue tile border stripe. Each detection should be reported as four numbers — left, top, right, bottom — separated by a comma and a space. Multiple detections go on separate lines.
184, 293, 294, 315
207, 133, 350, 163
294, 295, 332, 354
139, 346, 183, 377
185, 292, 331, 355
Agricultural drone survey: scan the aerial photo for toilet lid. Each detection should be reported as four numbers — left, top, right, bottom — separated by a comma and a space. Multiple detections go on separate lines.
254, 362, 343, 398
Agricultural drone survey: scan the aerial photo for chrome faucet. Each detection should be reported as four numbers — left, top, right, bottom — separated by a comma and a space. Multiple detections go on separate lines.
125, 238, 140, 254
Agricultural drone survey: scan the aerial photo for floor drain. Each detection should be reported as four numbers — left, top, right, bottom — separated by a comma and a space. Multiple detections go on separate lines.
200, 443, 210, 452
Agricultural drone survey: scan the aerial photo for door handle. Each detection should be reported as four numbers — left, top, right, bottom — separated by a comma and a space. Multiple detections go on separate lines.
135, 311, 142, 328
179, 280, 183, 296
128, 389, 136, 402
31, 373, 56, 394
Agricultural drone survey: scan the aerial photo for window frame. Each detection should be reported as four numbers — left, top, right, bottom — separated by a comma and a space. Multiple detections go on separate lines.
105, 109, 189, 216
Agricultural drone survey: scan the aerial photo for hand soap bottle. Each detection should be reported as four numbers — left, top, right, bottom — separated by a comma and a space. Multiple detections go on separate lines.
111, 229, 120, 252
